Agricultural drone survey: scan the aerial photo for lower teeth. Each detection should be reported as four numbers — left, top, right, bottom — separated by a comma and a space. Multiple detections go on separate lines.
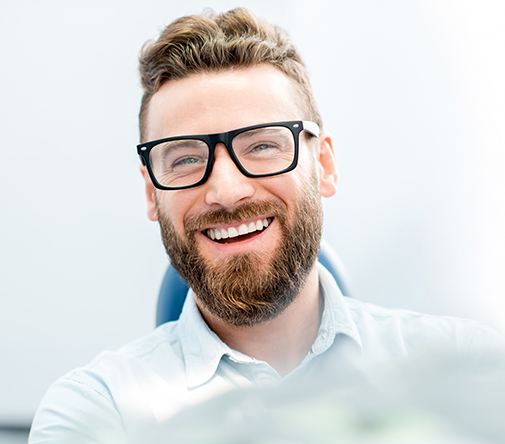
217, 230, 261, 244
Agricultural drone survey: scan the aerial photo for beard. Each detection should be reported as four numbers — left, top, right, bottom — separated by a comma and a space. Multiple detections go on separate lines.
156, 176, 323, 327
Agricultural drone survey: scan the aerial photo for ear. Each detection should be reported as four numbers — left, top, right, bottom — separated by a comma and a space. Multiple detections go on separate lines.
140, 166, 159, 221
316, 133, 338, 197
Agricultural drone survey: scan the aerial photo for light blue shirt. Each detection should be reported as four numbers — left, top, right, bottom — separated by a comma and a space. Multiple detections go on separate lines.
29, 263, 504, 443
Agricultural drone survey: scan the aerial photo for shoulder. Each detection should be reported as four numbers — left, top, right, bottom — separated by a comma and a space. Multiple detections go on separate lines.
29, 321, 184, 443
66, 321, 184, 390
62, 320, 184, 392
114, 320, 183, 364
345, 297, 505, 356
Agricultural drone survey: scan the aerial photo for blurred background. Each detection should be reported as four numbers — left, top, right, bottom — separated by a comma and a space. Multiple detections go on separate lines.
1, 0, 504, 438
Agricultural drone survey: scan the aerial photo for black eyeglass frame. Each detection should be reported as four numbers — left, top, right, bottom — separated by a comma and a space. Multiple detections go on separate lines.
137, 120, 320, 190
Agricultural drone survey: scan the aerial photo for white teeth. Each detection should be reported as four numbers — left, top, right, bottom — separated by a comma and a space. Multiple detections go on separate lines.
206, 217, 273, 241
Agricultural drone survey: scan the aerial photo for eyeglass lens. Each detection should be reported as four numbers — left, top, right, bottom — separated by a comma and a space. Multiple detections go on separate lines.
148, 126, 295, 188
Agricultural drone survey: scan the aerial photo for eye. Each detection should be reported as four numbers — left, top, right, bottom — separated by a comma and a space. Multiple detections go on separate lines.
172, 156, 206, 168
249, 143, 279, 153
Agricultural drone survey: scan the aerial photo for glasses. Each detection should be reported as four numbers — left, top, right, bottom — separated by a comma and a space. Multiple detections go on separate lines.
137, 120, 320, 190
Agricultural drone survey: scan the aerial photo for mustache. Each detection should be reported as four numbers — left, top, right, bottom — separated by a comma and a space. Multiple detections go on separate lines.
184, 200, 287, 233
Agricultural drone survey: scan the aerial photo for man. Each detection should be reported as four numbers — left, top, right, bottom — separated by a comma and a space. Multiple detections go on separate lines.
29, 7, 503, 443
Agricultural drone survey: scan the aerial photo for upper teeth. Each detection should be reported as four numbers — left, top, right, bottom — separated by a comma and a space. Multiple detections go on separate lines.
206, 218, 271, 241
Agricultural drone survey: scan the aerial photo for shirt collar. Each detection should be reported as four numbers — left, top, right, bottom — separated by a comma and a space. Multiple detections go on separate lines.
177, 261, 362, 388
177, 290, 231, 389
311, 262, 363, 355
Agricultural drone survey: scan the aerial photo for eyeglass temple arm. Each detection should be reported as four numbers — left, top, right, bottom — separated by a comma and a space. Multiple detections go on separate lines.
302, 121, 320, 138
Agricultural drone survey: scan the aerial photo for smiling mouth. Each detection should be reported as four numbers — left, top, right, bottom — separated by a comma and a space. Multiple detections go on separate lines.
203, 217, 274, 244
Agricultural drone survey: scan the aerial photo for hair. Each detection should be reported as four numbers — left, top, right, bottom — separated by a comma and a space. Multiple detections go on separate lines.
138, 7, 322, 141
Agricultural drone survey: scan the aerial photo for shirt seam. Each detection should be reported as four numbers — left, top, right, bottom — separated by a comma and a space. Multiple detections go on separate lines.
64, 372, 113, 402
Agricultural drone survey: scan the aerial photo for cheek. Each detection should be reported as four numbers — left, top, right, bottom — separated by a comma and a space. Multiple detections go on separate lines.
160, 190, 206, 234
289, 153, 318, 193
155, 193, 186, 232
260, 174, 308, 209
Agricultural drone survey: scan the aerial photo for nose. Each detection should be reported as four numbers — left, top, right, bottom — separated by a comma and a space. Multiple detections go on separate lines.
204, 144, 256, 208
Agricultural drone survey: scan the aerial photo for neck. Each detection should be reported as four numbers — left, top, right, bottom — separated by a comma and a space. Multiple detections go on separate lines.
196, 263, 322, 376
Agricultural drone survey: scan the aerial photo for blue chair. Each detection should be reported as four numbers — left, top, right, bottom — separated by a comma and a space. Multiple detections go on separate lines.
156, 240, 351, 326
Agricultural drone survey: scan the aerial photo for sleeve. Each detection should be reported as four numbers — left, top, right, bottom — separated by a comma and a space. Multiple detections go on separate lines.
29, 370, 127, 444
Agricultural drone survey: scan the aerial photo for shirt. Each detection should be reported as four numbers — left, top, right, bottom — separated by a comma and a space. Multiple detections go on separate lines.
29, 263, 504, 443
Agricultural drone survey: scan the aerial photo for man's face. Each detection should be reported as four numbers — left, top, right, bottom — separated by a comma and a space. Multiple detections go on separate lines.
141, 64, 337, 326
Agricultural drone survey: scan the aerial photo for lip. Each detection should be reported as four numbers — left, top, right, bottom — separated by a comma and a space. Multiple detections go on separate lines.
200, 214, 274, 232
197, 217, 278, 257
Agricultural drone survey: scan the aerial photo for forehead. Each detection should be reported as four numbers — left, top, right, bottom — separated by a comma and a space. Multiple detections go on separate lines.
146, 64, 304, 140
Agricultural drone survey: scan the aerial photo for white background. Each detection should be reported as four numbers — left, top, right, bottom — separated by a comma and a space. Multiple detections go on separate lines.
1, 0, 504, 423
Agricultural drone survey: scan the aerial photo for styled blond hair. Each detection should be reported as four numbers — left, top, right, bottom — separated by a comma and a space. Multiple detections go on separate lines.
138, 7, 322, 141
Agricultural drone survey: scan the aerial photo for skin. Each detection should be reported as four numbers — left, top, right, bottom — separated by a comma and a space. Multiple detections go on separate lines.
140, 64, 338, 375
